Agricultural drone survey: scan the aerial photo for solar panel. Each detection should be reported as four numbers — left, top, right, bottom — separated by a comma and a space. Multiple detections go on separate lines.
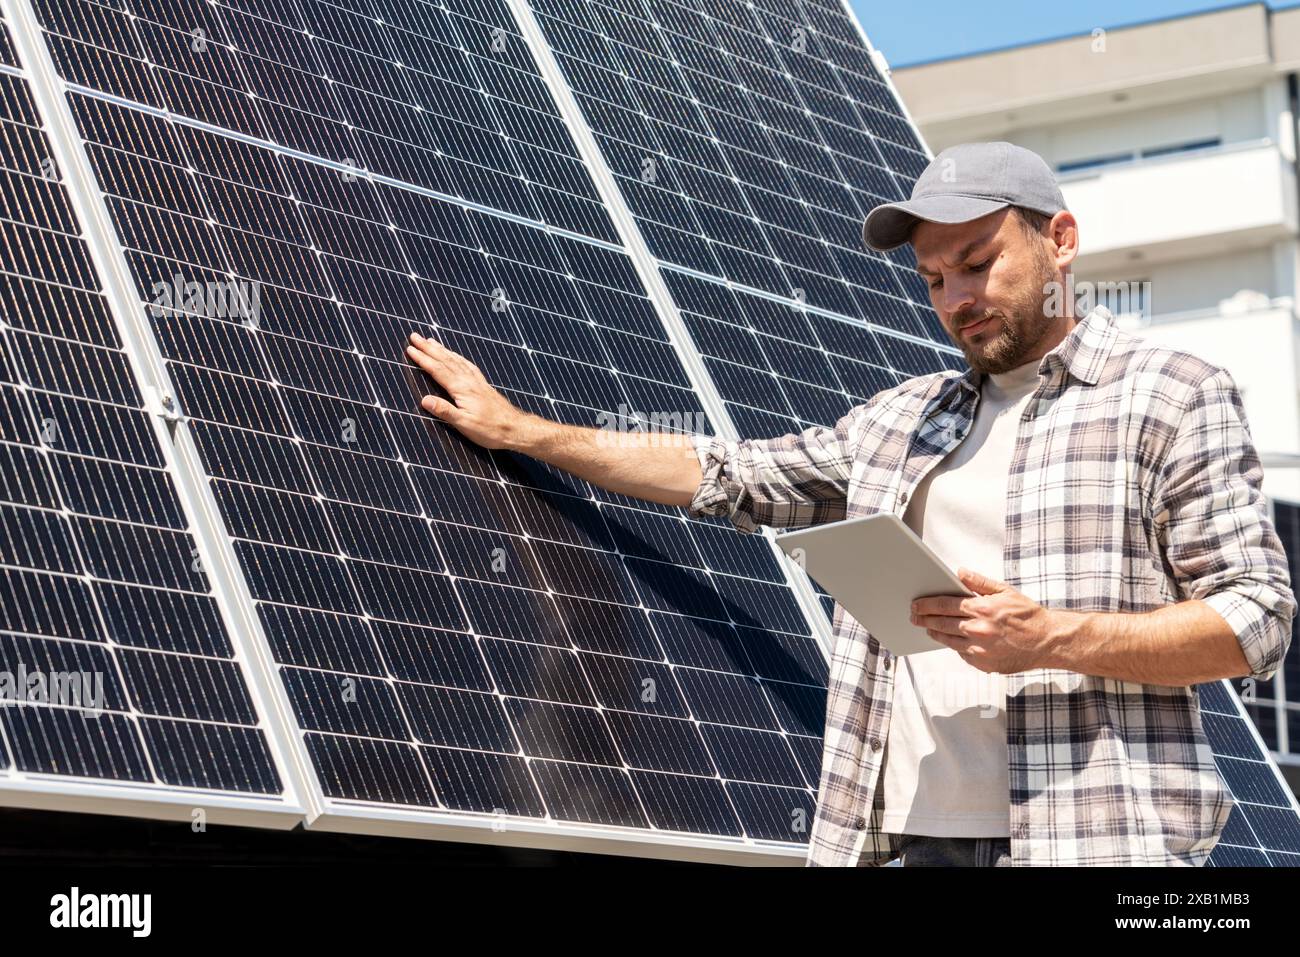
0, 11, 301, 825
3, 0, 1298, 865
1197, 680, 1300, 865
0, 11, 14, 66
1241, 500, 1299, 760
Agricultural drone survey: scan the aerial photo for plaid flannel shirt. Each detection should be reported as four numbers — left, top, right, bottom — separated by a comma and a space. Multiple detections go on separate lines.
688, 306, 1295, 866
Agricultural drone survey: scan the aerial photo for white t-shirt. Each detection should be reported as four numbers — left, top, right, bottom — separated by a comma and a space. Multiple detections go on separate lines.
880, 355, 1042, 837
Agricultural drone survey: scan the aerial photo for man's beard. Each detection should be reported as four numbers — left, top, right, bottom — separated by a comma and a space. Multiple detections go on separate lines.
949, 251, 1059, 376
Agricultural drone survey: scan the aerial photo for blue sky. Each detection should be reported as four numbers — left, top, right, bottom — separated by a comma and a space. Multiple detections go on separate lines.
848, 0, 1300, 68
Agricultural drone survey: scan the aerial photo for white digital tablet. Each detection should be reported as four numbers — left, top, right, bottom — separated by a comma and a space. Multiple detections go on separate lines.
774, 512, 976, 656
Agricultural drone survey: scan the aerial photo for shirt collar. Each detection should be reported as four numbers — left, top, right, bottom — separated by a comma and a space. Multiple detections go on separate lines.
950, 304, 1119, 398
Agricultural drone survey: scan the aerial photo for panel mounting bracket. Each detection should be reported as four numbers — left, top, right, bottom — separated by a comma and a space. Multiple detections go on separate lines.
141, 385, 182, 424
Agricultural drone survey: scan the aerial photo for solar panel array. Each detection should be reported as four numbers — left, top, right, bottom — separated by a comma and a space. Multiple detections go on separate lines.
1, 0, 1298, 864
0, 11, 291, 808
8, 0, 846, 855
1198, 679, 1300, 865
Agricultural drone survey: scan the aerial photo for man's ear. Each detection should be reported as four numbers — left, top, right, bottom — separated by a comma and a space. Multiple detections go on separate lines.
1048, 210, 1079, 270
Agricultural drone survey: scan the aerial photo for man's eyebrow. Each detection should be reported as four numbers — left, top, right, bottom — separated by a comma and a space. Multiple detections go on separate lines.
915, 237, 994, 276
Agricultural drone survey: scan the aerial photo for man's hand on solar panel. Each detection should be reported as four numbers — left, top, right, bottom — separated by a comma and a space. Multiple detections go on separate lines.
406, 332, 704, 508
406, 332, 526, 450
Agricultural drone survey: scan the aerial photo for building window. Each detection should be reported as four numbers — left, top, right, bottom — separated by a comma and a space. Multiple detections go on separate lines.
1056, 137, 1223, 174
1140, 137, 1221, 159
1057, 151, 1135, 173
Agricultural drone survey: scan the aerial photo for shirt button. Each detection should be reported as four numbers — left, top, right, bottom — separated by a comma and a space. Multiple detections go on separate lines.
853, 816, 868, 830
898, 491, 909, 506
868, 737, 882, 752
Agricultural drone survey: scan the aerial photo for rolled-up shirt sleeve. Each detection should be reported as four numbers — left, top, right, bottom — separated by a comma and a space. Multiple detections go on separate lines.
1153, 367, 1297, 681
686, 406, 864, 534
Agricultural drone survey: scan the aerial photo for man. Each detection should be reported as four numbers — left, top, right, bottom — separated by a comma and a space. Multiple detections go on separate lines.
405, 141, 1295, 867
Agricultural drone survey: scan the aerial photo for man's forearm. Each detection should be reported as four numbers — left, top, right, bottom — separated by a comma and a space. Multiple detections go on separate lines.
1041, 599, 1251, 686
507, 412, 704, 508
405, 333, 707, 510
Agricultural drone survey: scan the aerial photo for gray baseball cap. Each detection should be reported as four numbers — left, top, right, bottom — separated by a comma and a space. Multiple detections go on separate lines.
862, 141, 1067, 252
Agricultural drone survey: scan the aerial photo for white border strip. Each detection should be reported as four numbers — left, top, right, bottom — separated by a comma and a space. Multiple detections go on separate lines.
0, 771, 299, 830
312, 801, 806, 866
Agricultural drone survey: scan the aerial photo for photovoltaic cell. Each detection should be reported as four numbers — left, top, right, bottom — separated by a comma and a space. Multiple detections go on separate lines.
0, 13, 16, 68
0, 21, 284, 798
25, 0, 829, 849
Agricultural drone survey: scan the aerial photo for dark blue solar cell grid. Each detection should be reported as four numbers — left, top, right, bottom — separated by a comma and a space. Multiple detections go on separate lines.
529, 0, 937, 326
0, 14, 17, 68
664, 267, 960, 436
0, 55, 282, 796
35, 0, 618, 243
